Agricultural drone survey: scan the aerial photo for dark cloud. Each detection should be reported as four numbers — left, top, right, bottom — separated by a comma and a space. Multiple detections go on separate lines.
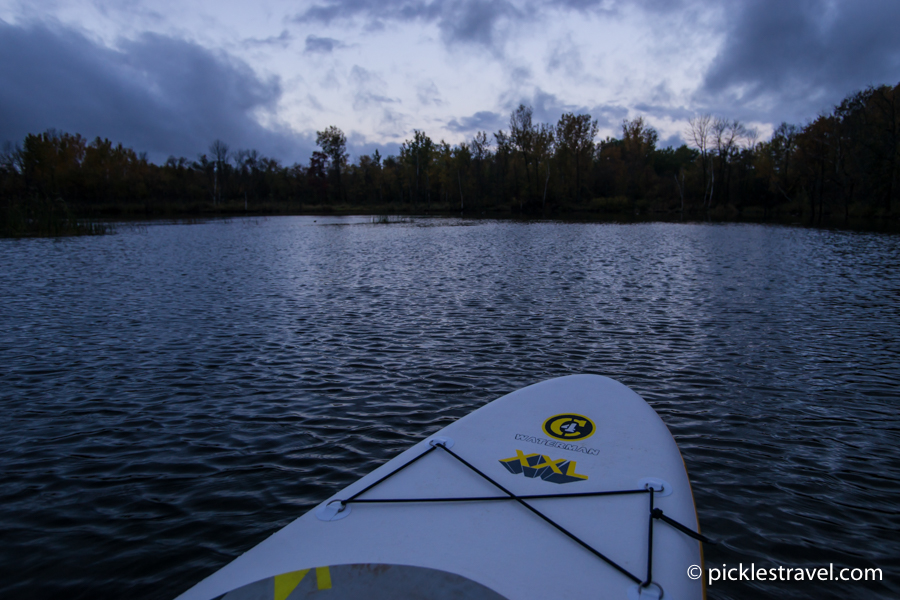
295, 0, 692, 53
349, 65, 400, 111
526, 89, 576, 124
554, 0, 688, 13
244, 30, 293, 48
416, 81, 444, 106
490, 88, 627, 133
509, 65, 533, 83
437, 0, 519, 48
0, 21, 313, 163
446, 110, 504, 133
702, 0, 900, 122
296, 0, 519, 51
353, 93, 400, 110
632, 102, 693, 122
304, 34, 343, 54
345, 131, 401, 162
500, 89, 590, 127
553, 0, 613, 11
374, 107, 408, 136
659, 133, 685, 148
447, 99, 624, 138
586, 103, 629, 129
546, 36, 584, 77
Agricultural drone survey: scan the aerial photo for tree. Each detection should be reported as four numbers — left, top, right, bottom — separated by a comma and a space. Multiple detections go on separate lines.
469, 131, 491, 209
711, 118, 750, 208
864, 85, 900, 213
493, 130, 513, 207
316, 126, 348, 203
508, 104, 536, 209
770, 122, 799, 203
307, 151, 328, 203
621, 117, 658, 209
653, 145, 698, 216
451, 142, 472, 212
0, 141, 21, 174
20, 130, 87, 201
233, 148, 261, 209
208, 140, 229, 205
687, 114, 714, 210
794, 115, 835, 223
555, 113, 598, 205
371, 149, 384, 204
533, 123, 555, 212
400, 130, 434, 208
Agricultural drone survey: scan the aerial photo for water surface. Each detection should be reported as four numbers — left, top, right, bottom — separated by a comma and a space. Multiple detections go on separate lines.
1, 217, 898, 599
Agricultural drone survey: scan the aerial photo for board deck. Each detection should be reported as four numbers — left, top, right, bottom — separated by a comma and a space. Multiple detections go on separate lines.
176, 375, 704, 600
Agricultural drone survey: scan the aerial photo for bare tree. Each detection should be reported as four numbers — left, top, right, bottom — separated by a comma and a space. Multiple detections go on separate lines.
712, 118, 749, 208
687, 114, 714, 211
209, 140, 229, 205
1, 141, 22, 174
472, 131, 491, 161
713, 118, 747, 156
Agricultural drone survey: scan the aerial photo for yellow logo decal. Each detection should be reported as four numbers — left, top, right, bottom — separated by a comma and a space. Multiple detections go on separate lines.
543, 413, 595, 441
499, 449, 588, 484
274, 566, 332, 600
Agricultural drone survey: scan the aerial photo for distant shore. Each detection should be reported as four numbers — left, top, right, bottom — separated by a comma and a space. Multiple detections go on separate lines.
4, 81, 899, 237
11, 199, 897, 238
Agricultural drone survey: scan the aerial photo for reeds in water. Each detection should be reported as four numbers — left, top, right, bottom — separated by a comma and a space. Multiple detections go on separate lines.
1, 196, 112, 237
370, 214, 410, 224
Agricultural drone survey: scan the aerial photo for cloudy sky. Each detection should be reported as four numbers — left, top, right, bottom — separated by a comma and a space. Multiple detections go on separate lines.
2, 0, 899, 163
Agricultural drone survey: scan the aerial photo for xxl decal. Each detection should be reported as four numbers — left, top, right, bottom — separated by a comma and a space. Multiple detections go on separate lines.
499, 450, 588, 484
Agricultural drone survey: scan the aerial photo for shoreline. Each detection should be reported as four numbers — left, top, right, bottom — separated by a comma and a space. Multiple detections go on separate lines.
4, 198, 900, 238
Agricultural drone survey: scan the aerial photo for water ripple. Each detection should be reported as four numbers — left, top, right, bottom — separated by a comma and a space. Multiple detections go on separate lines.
1, 218, 898, 599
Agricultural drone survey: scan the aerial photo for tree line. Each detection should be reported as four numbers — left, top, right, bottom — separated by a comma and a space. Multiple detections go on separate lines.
2, 81, 898, 235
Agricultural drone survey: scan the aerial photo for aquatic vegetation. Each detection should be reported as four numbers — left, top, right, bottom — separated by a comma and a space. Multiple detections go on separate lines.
369, 214, 410, 224
1, 195, 111, 237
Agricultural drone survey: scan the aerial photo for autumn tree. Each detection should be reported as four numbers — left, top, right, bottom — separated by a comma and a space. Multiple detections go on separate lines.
769, 122, 799, 206
452, 142, 472, 211
555, 112, 598, 206
316, 125, 348, 203
400, 130, 434, 208
862, 85, 900, 213
621, 117, 658, 209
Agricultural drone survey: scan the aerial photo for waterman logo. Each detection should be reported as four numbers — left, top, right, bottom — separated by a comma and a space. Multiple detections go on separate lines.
543, 414, 595, 441
515, 433, 600, 456
499, 450, 588, 484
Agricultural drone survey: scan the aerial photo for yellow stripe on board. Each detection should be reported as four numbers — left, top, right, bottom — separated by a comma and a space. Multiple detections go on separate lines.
316, 566, 332, 590
274, 569, 309, 600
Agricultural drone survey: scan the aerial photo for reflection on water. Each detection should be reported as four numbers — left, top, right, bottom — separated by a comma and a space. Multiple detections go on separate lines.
1, 217, 898, 600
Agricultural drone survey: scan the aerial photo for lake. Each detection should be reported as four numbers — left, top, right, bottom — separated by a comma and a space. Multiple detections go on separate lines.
1, 216, 898, 600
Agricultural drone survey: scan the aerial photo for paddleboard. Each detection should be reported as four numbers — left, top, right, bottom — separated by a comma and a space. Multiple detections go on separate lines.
176, 375, 704, 600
